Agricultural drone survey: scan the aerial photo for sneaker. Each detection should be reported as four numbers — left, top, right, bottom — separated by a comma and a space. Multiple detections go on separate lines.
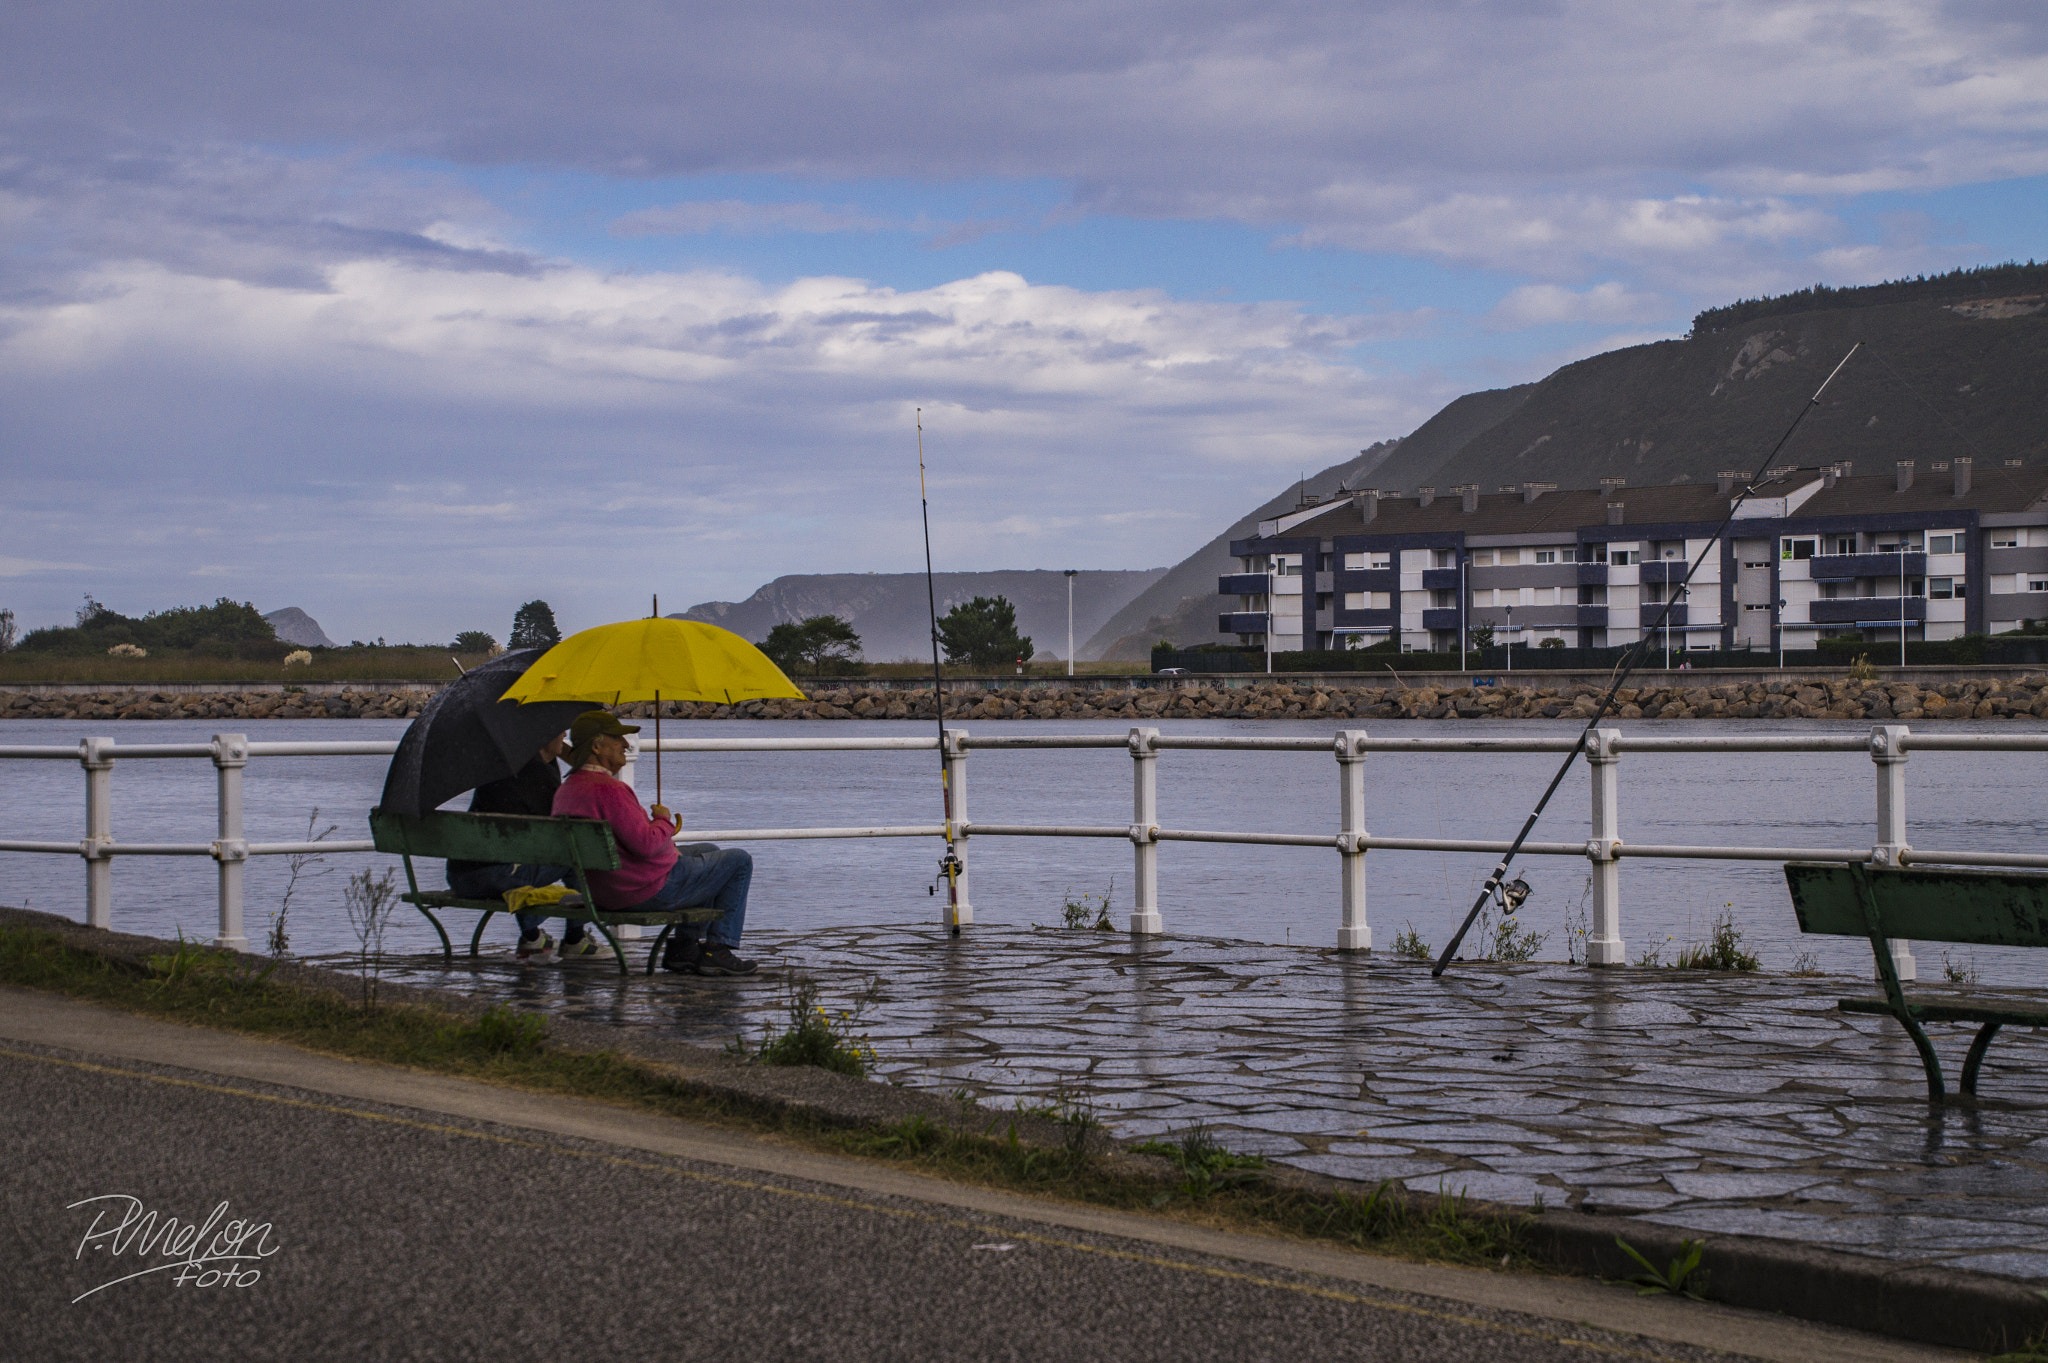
515, 932, 558, 964
695, 944, 758, 977
660, 934, 702, 974
558, 933, 618, 962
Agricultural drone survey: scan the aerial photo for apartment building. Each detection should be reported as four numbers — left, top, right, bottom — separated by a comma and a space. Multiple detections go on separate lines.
1220, 460, 2048, 654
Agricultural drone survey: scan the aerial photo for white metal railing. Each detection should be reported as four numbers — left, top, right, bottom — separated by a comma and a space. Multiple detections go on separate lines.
3, 724, 2046, 978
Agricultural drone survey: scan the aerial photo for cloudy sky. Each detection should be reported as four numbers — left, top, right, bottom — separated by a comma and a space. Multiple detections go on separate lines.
4, 2, 2044, 644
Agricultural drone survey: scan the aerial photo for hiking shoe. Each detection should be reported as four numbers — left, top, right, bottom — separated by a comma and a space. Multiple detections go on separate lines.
660, 934, 702, 974
695, 944, 757, 977
558, 933, 617, 962
515, 932, 558, 964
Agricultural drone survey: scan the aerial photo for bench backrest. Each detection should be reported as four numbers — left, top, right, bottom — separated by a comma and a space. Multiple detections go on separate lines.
1785, 862, 2048, 949
369, 808, 620, 871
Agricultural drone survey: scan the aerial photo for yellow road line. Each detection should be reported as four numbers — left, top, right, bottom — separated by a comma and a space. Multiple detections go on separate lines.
6, 1045, 1692, 1361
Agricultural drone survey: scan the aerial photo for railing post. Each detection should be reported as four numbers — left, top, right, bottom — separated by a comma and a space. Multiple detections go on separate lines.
1335, 729, 1370, 950
79, 736, 114, 929
942, 727, 973, 927
1869, 724, 1917, 981
1584, 727, 1626, 965
1128, 726, 1162, 933
210, 733, 250, 951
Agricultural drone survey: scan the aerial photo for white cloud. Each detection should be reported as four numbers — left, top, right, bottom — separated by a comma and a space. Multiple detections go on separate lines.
1485, 282, 1669, 331
611, 200, 898, 237
0, 554, 89, 577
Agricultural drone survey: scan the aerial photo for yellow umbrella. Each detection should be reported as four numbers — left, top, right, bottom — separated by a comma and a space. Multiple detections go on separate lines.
502, 616, 803, 803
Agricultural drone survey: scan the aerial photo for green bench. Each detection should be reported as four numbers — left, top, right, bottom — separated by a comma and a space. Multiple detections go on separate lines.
368, 808, 721, 977
1785, 862, 2048, 1103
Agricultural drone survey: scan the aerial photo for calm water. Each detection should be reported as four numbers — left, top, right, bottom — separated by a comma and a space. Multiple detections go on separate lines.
2, 716, 2045, 986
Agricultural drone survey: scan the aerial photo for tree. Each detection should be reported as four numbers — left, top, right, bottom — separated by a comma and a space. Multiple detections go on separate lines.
453, 630, 498, 654
509, 600, 562, 650
0, 608, 15, 653
1469, 621, 1496, 650
936, 596, 1033, 670
760, 615, 864, 675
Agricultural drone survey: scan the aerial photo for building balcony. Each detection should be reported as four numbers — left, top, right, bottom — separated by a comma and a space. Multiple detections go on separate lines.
1420, 567, 1463, 591
1218, 573, 1270, 595
1641, 603, 1689, 629
1808, 597, 1927, 625
1576, 605, 1609, 628
1639, 560, 1687, 584
1332, 607, 1399, 630
1576, 563, 1609, 586
1420, 608, 1462, 631
1809, 553, 1926, 581
1218, 612, 1270, 634
1333, 568, 1398, 593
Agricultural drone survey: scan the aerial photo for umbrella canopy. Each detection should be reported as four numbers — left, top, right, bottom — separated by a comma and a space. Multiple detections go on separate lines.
378, 649, 593, 817
498, 618, 803, 706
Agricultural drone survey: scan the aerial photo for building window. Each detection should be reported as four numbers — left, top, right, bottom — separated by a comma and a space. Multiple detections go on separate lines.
1587, 545, 1608, 564
1929, 534, 1957, 554
2031, 579, 2048, 593
1781, 537, 1816, 560
1929, 577, 1956, 599
1468, 550, 1494, 566
1609, 549, 1638, 565
1829, 537, 1856, 555
1316, 593, 1332, 611
1534, 550, 1556, 564
1318, 553, 1333, 572
1744, 603, 1770, 612
1742, 559, 1769, 569
1993, 535, 2020, 549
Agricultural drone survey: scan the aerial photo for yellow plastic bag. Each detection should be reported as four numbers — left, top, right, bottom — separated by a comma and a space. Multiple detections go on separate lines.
502, 884, 578, 916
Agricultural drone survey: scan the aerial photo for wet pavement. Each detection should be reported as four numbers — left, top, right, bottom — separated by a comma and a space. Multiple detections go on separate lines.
366, 923, 2048, 1283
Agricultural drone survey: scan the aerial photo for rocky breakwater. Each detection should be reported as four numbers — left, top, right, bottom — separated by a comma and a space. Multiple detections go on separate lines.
8, 677, 2047, 723
0, 689, 434, 722
612, 675, 2048, 722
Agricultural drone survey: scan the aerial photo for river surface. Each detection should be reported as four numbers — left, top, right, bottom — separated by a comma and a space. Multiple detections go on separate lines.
2, 716, 2045, 986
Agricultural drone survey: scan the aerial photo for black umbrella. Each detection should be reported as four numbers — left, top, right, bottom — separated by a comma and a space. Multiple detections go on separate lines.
379, 648, 593, 816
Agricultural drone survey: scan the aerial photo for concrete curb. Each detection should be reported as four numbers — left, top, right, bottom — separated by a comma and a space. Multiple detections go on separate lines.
3, 905, 2038, 1354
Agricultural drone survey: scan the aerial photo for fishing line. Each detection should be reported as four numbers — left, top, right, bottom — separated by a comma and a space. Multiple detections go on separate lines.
1432, 342, 1862, 977
918, 410, 965, 934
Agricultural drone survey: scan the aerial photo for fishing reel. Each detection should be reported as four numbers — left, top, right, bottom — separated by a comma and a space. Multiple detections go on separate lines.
1492, 876, 1532, 915
928, 848, 964, 896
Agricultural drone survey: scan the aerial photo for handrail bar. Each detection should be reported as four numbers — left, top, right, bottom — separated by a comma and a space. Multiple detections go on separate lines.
671, 824, 945, 842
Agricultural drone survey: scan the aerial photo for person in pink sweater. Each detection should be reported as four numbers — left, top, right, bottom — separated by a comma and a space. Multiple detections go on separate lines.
552, 711, 756, 976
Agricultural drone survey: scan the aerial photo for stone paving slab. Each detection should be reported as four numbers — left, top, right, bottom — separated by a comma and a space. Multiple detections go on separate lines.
369, 923, 2048, 1284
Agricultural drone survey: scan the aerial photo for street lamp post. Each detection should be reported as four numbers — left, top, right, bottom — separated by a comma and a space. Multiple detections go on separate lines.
1265, 558, 1275, 675
1899, 545, 1909, 669
1777, 598, 1786, 670
1459, 554, 1468, 673
1063, 569, 1077, 677
1504, 604, 1514, 675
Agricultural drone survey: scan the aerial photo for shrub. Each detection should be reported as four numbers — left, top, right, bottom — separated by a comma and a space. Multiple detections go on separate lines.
106, 643, 147, 658
283, 650, 313, 668
1674, 908, 1760, 971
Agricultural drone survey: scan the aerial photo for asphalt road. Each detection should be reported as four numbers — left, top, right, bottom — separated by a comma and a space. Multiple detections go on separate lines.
0, 992, 1959, 1363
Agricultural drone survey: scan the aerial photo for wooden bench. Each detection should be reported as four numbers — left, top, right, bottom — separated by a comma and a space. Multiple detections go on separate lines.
368, 808, 721, 977
1784, 861, 2048, 1103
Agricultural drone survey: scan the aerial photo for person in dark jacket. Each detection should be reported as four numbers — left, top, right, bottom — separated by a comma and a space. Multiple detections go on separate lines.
445, 731, 606, 963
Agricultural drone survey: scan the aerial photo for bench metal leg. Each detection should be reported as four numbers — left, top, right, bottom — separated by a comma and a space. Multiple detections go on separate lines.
647, 923, 676, 976
1961, 1022, 2002, 1097
414, 906, 453, 967
588, 918, 630, 977
1894, 1009, 1947, 1104
468, 909, 497, 959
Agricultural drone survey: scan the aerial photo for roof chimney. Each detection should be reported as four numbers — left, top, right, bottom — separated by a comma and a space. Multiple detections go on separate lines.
2007, 458, 2026, 468
1606, 502, 1625, 525
1521, 481, 1555, 505
1417, 486, 1435, 508
1355, 490, 1380, 524
1896, 460, 1914, 492
1599, 476, 1627, 490
1461, 485, 1480, 513
1954, 457, 1972, 497
1716, 471, 1746, 495
1822, 465, 1839, 490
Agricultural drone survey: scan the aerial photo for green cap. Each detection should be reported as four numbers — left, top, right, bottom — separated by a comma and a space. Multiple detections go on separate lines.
569, 710, 639, 750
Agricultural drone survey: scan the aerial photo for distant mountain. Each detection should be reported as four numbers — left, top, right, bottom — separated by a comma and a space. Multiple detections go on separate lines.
679, 570, 1166, 663
1088, 265, 2048, 658
263, 607, 337, 649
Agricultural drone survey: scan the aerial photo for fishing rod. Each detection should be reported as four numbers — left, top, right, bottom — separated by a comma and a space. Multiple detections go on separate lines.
1432, 342, 1861, 977
918, 410, 965, 934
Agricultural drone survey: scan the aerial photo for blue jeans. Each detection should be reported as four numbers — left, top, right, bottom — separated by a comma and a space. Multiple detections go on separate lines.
624, 847, 751, 948
446, 863, 576, 938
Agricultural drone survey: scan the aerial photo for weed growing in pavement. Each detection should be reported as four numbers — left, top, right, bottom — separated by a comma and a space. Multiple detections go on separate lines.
1849, 654, 1879, 682
342, 867, 399, 1008
1788, 950, 1825, 977
1472, 903, 1548, 962
269, 807, 337, 957
1674, 908, 1760, 971
1392, 922, 1432, 961
746, 973, 882, 1077
1942, 950, 1981, 986
1132, 1126, 1269, 1200
1636, 936, 1673, 969
1014, 1080, 1102, 1157
1060, 878, 1116, 930
1563, 877, 1592, 965
1611, 1235, 1710, 1300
